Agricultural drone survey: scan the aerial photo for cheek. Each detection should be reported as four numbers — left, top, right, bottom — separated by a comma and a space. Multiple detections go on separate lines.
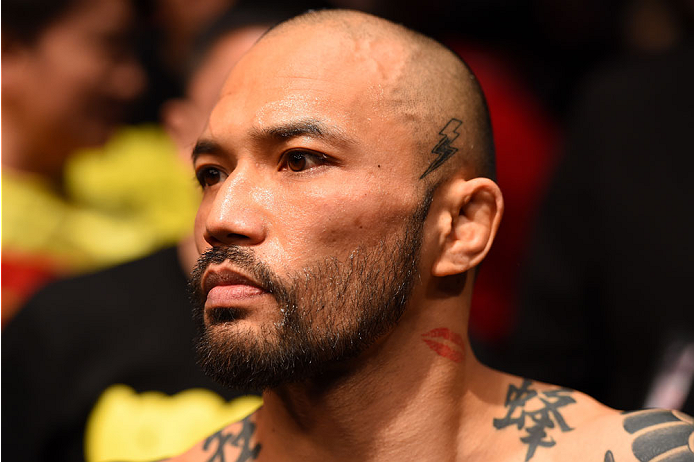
326, 197, 398, 243
276, 182, 417, 264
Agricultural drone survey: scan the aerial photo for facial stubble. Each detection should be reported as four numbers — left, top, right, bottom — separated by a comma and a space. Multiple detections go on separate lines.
189, 194, 433, 391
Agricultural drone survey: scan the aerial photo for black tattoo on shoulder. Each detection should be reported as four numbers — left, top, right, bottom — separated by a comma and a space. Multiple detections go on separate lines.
604, 450, 615, 461
622, 409, 694, 462
419, 118, 463, 179
202, 415, 261, 462
493, 379, 576, 461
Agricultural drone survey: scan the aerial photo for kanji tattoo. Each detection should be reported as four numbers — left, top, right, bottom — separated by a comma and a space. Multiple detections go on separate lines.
202, 416, 261, 462
493, 379, 576, 461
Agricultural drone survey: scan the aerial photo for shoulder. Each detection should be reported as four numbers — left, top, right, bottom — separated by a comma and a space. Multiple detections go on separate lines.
165, 413, 262, 462
552, 406, 694, 462
585, 408, 693, 462
2, 247, 185, 355
16, 246, 181, 308
489, 376, 694, 462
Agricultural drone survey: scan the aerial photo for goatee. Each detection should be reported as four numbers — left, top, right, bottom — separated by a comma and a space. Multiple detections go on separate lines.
189, 193, 432, 391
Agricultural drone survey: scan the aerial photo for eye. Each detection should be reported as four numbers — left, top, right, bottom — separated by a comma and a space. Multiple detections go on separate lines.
195, 166, 227, 188
282, 150, 329, 172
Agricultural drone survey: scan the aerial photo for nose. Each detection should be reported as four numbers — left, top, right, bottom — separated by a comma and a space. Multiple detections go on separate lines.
202, 166, 268, 248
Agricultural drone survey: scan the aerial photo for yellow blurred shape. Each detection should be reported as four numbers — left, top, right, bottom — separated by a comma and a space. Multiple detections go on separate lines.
85, 384, 262, 462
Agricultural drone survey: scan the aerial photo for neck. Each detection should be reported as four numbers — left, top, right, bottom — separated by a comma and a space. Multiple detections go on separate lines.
252, 280, 505, 462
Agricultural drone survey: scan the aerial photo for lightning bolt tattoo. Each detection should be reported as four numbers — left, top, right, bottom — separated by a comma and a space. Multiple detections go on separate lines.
420, 118, 463, 179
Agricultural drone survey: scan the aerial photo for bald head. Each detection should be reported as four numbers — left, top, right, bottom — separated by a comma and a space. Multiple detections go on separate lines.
193, 11, 503, 385
259, 9, 495, 182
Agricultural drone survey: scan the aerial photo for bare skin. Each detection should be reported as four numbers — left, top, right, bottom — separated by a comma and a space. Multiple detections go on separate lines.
170, 10, 694, 462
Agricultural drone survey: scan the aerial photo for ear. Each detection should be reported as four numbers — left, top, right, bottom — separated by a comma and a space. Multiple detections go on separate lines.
430, 177, 504, 277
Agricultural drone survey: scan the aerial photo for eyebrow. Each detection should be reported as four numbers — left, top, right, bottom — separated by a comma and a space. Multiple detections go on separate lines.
191, 139, 224, 163
250, 119, 355, 146
192, 119, 356, 163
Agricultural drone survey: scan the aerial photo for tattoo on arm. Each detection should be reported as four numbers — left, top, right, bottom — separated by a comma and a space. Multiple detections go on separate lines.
493, 379, 576, 461
202, 416, 261, 462
419, 118, 463, 179
622, 409, 694, 462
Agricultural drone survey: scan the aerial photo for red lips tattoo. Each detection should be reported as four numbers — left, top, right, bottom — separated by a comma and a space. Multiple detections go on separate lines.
421, 327, 465, 363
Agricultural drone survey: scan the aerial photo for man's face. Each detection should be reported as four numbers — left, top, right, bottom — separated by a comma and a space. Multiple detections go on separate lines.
10, 0, 144, 162
190, 28, 430, 389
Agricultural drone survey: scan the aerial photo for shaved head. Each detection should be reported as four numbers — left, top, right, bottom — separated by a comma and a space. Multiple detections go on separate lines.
191, 9, 503, 392
259, 9, 495, 182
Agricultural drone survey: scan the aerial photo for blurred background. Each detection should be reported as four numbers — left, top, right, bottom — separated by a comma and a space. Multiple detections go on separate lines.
2, 0, 693, 461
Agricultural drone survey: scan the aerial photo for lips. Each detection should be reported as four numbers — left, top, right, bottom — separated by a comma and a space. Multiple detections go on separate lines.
201, 266, 268, 307
421, 327, 465, 363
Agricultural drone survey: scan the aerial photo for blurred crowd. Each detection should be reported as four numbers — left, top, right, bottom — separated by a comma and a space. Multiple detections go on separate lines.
2, 0, 693, 461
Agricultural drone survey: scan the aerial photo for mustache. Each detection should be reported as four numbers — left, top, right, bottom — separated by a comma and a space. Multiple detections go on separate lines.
190, 246, 288, 301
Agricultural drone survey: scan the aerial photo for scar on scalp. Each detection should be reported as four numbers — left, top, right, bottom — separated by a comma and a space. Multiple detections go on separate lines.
421, 327, 465, 363
420, 118, 463, 179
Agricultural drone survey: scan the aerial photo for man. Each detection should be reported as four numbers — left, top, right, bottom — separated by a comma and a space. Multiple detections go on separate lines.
173, 10, 694, 462
2, 0, 146, 321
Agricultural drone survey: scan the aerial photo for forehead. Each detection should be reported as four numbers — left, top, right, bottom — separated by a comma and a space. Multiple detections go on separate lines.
203, 26, 411, 146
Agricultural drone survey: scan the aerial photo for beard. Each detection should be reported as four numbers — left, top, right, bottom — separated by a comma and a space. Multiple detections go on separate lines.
189, 194, 433, 391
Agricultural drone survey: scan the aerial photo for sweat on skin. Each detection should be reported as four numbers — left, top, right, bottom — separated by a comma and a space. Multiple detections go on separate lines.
169, 9, 694, 462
